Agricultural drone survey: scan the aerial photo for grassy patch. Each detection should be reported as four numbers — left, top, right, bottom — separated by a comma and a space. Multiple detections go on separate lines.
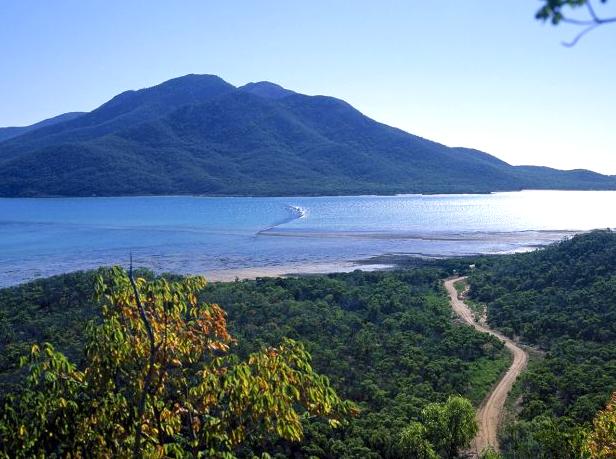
498, 350, 544, 449
466, 349, 513, 405
454, 279, 466, 294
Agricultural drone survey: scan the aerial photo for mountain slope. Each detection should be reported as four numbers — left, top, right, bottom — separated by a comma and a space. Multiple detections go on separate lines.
239, 81, 296, 99
1, 74, 614, 197
0, 112, 84, 143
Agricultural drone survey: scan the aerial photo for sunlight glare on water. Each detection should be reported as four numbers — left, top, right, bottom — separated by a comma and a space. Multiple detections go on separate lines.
1, 190, 615, 287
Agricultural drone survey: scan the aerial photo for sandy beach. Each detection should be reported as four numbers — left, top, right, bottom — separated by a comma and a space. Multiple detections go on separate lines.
203, 261, 395, 282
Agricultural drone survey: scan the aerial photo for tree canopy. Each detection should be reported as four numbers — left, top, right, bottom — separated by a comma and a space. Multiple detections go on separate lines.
1, 238, 614, 457
583, 392, 616, 458
0, 268, 354, 458
0, 266, 504, 458
468, 230, 616, 458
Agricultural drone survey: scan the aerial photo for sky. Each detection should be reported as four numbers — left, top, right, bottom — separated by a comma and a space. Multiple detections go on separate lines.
1, 1, 615, 174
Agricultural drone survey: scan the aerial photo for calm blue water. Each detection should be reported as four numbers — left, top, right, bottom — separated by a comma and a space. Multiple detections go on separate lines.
2, 190, 616, 287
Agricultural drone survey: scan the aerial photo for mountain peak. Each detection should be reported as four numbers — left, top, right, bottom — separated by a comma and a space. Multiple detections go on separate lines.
239, 81, 296, 99
101, 74, 235, 110
2, 73, 616, 197
155, 73, 235, 90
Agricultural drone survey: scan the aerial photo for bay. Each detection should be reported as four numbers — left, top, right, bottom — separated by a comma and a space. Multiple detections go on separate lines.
1, 190, 615, 287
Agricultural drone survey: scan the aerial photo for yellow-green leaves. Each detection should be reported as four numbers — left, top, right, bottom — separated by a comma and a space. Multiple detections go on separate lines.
0, 268, 352, 458
583, 392, 616, 458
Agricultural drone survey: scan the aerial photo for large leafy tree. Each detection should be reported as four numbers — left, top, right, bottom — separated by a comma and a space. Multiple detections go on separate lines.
0, 268, 354, 458
583, 392, 616, 458
398, 395, 478, 459
397, 422, 439, 459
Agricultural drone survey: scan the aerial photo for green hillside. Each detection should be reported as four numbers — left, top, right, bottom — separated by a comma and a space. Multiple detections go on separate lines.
0, 112, 84, 142
468, 230, 616, 458
1, 233, 615, 456
1, 75, 615, 197
0, 268, 508, 458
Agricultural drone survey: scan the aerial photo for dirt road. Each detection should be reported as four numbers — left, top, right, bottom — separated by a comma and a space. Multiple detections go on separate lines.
444, 277, 528, 455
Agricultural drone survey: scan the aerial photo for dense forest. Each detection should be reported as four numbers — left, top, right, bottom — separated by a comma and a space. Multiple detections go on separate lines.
205, 271, 509, 457
468, 230, 616, 458
1, 232, 615, 457
0, 267, 507, 457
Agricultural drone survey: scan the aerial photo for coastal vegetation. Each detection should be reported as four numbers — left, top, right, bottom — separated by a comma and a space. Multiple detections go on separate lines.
468, 230, 616, 458
0, 269, 353, 457
2, 1, 614, 457
1, 267, 504, 457
1, 232, 615, 457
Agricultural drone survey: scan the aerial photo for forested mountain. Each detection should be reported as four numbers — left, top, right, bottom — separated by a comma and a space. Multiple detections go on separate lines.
468, 230, 616, 458
1, 74, 615, 197
0, 112, 84, 142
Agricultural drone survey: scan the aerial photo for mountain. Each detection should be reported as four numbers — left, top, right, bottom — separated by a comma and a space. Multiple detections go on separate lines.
0, 112, 84, 142
1, 74, 615, 197
239, 81, 296, 99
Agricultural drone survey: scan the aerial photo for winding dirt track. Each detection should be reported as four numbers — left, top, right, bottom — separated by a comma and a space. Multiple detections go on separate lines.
444, 277, 528, 456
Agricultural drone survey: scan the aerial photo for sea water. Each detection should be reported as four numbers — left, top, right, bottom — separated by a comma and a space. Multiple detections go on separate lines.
1, 190, 615, 287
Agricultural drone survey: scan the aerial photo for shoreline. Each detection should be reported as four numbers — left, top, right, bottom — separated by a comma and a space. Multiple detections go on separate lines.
0, 261, 397, 290
198, 261, 396, 283
4, 189, 616, 200
0, 240, 566, 290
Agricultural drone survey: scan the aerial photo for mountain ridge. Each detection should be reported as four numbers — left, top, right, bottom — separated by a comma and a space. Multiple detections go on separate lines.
1, 74, 614, 197
0, 112, 85, 143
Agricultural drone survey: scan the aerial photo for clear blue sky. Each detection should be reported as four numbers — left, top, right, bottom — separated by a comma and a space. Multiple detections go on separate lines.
1, 1, 615, 173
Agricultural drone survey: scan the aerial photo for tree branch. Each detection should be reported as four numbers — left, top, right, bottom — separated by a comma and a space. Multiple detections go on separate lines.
542, 0, 616, 45
586, 1, 601, 22
129, 256, 158, 459
560, 16, 597, 26
562, 22, 602, 46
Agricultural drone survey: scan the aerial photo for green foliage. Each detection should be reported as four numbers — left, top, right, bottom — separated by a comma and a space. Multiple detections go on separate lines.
500, 415, 588, 459
1, 75, 615, 197
397, 422, 438, 459
479, 447, 502, 459
468, 230, 616, 458
536, 0, 615, 46
206, 270, 505, 457
453, 278, 486, 323
0, 269, 107, 393
386, 395, 479, 459
421, 396, 478, 459
464, 356, 512, 405
0, 268, 353, 458
0, 268, 508, 457
583, 392, 616, 458
536, 0, 610, 25
0, 112, 84, 142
